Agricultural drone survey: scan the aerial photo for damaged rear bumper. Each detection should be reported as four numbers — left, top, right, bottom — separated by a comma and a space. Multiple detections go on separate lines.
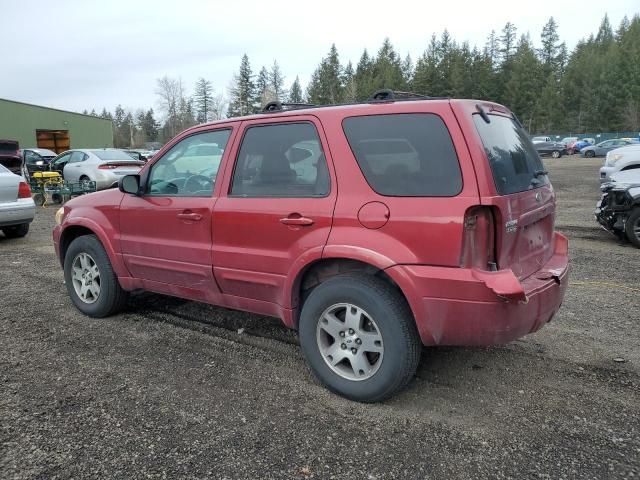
386, 232, 569, 346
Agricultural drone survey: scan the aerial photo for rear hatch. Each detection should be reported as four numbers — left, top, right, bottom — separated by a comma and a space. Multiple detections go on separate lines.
470, 110, 556, 280
0, 167, 20, 203
0, 140, 23, 176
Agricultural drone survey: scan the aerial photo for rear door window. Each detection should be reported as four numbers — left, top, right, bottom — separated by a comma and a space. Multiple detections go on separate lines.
342, 114, 462, 196
473, 114, 548, 195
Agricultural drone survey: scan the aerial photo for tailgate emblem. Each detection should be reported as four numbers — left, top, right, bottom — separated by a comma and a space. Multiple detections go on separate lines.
535, 192, 542, 203
505, 219, 518, 233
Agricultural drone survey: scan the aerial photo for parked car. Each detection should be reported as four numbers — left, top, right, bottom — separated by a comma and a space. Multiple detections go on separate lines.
0, 140, 28, 178
0, 163, 35, 238
595, 169, 640, 247
49, 149, 145, 190
531, 136, 552, 143
53, 93, 569, 402
580, 139, 634, 157
600, 144, 640, 182
573, 138, 595, 152
534, 140, 567, 158
122, 149, 149, 161
22, 148, 58, 176
560, 137, 579, 154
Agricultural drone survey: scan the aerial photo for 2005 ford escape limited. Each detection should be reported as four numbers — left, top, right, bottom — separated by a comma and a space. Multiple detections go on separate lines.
53, 91, 569, 402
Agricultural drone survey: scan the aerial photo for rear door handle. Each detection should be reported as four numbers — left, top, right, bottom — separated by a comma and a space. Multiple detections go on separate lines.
280, 215, 314, 226
177, 212, 202, 221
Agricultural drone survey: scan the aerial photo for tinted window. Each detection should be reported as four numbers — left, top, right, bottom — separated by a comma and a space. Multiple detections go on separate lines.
342, 114, 462, 196
231, 123, 330, 197
147, 129, 230, 196
473, 114, 548, 195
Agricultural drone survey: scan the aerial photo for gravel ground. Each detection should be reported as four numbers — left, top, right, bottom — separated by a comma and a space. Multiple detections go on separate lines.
1, 156, 639, 479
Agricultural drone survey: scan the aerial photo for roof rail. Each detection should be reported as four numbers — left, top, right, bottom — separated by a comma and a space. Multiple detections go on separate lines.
367, 89, 434, 102
262, 101, 316, 113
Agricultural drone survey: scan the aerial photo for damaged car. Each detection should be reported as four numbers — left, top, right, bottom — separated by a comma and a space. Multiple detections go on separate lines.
0, 140, 28, 179
595, 170, 640, 247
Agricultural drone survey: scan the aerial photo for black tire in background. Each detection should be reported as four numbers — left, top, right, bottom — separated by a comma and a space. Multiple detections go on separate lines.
63, 235, 128, 317
298, 273, 421, 402
2, 223, 29, 238
625, 208, 640, 248
586, 150, 595, 158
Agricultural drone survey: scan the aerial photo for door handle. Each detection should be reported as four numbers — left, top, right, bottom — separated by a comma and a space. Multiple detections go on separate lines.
280, 215, 314, 226
177, 212, 202, 221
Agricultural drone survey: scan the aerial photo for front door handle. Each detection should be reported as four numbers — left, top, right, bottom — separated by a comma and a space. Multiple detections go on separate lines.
177, 212, 202, 221
280, 215, 314, 226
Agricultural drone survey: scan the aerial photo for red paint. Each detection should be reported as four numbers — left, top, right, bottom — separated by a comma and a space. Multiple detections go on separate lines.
53, 98, 569, 346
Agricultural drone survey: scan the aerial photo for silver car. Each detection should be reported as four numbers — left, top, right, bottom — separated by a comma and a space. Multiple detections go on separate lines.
50, 149, 145, 190
0, 163, 35, 238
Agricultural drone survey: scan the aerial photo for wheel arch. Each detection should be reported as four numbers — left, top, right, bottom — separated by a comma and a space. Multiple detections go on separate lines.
288, 255, 414, 330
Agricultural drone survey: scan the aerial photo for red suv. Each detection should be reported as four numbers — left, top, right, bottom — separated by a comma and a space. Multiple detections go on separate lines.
53, 91, 569, 402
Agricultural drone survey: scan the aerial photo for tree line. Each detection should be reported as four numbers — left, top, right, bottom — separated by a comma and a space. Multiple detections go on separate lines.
227, 13, 640, 134
86, 13, 639, 148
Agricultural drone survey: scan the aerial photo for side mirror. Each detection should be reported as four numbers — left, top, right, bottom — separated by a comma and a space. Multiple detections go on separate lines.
119, 174, 141, 195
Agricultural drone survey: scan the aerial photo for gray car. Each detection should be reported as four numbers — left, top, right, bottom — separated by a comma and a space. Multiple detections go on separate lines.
50, 149, 145, 190
580, 139, 635, 158
0, 163, 35, 238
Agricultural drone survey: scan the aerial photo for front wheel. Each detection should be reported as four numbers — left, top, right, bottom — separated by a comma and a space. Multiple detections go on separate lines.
63, 235, 128, 317
299, 274, 421, 402
585, 150, 595, 158
625, 208, 640, 248
551, 150, 561, 158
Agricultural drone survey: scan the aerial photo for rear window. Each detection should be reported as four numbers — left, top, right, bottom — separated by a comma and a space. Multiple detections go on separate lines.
342, 114, 462, 196
473, 114, 548, 195
93, 149, 139, 161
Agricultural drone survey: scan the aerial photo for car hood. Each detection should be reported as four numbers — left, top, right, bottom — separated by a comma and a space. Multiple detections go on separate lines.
608, 169, 640, 187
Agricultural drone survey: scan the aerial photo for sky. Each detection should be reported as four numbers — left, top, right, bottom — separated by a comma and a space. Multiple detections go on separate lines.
0, 0, 637, 116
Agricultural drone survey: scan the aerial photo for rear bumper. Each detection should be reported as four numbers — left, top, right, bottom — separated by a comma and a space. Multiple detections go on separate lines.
386, 232, 569, 346
0, 198, 36, 227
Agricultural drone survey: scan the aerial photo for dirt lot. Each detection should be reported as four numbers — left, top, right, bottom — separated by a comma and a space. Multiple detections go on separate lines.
1, 156, 639, 479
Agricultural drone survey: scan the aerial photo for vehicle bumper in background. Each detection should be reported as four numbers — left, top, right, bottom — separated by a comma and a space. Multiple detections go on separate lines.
0, 198, 36, 227
386, 232, 570, 346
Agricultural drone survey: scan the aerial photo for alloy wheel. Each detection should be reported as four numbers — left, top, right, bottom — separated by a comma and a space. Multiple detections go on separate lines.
71, 252, 101, 304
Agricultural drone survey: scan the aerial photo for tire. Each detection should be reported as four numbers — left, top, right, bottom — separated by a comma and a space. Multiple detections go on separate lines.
298, 273, 421, 402
63, 235, 128, 317
585, 150, 595, 158
2, 223, 29, 238
551, 150, 561, 158
625, 208, 640, 248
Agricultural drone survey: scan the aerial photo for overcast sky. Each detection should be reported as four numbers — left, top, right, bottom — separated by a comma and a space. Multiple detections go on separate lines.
0, 0, 637, 116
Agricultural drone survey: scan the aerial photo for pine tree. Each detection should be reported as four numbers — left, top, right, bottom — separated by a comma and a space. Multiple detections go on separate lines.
369, 38, 406, 93
193, 77, 214, 123
82, 109, 88, 115
342, 62, 357, 102
90, 109, 97, 116
354, 49, 374, 100
288, 76, 304, 103
270, 60, 286, 101
401, 54, 414, 87
505, 35, 542, 132
499, 22, 518, 64
306, 44, 343, 104
142, 109, 159, 142
100, 108, 112, 120
253, 66, 273, 111
227, 54, 255, 117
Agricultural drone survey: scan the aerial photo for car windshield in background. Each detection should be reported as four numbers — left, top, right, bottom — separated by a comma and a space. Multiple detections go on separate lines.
93, 150, 140, 161
473, 114, 548, 195
342, 113, 462, 196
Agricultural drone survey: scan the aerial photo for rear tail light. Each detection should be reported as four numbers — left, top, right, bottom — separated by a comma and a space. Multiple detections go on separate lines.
460, 206, 497, 270
18, 181, 31, 199
99, 164, 118, 170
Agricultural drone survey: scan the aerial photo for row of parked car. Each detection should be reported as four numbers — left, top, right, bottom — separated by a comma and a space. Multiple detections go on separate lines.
531, 135, 640, 158
0, 141, 159, 239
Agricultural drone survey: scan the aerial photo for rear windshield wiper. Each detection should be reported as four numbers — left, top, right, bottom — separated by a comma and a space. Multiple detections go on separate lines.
530, 169, 548, 186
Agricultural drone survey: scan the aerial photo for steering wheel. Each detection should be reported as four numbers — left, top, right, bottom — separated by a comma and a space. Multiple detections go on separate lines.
184, 174, 214, 194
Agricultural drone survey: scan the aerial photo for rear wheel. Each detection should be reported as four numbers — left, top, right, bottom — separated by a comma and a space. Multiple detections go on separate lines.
64, 235, 128, 317
2, 223, 29, 238
551, 150, 561, 158
298, 274, 421, 402
625, 208, 640, 248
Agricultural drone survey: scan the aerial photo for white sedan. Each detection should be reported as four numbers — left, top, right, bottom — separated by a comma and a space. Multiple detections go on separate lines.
0, 164, 35, 238
50, 149, 145, 190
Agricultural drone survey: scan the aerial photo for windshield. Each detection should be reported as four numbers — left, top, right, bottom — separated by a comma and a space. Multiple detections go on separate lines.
473, 114, 548, 195
93, 149, 140, 161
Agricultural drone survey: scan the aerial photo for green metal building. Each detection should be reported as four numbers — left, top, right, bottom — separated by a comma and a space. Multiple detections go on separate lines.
0, 98, 113, 153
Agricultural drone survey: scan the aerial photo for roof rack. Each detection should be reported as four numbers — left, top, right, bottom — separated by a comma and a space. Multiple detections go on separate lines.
367, 89, 433, 101
262, 101, 316, 113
